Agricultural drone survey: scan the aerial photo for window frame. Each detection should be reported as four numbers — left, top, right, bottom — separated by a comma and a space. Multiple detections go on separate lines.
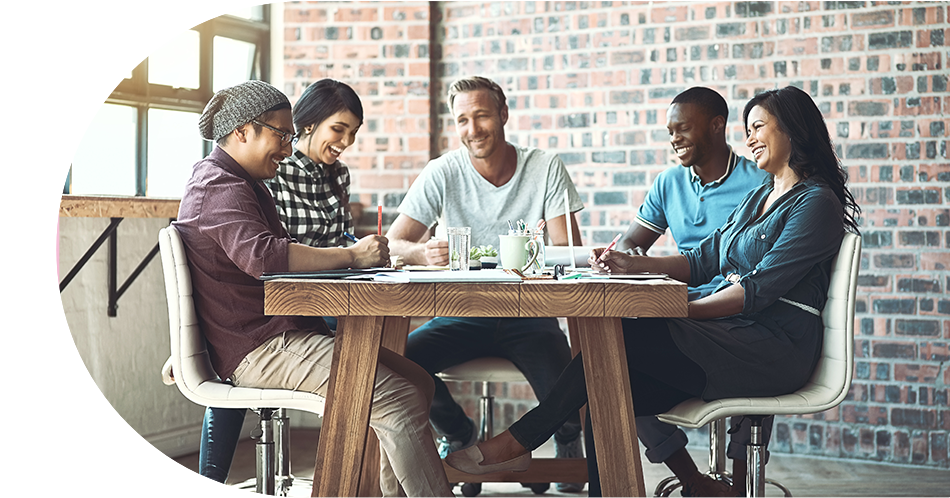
67, 9, 271, 197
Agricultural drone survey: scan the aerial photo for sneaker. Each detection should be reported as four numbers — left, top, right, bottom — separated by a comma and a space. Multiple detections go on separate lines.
437, 416, 479, 459
554, 436, 585, 493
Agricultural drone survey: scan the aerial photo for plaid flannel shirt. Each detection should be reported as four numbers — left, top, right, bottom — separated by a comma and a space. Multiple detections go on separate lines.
264, 149, 353, 248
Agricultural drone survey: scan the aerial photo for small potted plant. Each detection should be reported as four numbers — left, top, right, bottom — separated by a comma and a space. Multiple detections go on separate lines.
470, 245, 498, 269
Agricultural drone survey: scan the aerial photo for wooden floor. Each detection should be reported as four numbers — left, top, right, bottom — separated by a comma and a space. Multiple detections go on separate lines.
172, 429, 949, 496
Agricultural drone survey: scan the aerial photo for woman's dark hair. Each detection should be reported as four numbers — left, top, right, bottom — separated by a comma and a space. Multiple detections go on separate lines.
293, 79, 364, 139
742, 86, 860, 233
293, 79, 363, 209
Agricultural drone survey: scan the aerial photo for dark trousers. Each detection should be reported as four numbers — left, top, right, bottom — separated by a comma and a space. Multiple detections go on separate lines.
404, 317, 582, 444
508, 317, 707, 496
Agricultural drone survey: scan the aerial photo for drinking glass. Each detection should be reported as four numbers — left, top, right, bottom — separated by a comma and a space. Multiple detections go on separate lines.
447, 227, 471, 271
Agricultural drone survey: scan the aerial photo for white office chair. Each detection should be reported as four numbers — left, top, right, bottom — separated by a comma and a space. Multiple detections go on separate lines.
159, 225, 325, 496
656, 232, 862, 497
438, 357, 589, 497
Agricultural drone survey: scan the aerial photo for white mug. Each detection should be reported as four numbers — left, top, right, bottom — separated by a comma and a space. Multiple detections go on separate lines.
499, 234, 540, 272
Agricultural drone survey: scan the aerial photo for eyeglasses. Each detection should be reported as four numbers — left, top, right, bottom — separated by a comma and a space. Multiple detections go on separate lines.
251, 119, 296, 145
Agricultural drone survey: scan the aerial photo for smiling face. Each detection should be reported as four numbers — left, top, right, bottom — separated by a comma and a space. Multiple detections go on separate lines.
299, 109, 361, 165
235, 108, 294, 181
453, 89, 508, 161
745, 105, 792, 175
666, 102, 723, 169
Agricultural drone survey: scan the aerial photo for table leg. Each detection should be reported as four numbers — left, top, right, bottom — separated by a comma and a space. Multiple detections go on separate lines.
356, 317, 412, 497
312, 315, 385, 497
574, 316, 645, 497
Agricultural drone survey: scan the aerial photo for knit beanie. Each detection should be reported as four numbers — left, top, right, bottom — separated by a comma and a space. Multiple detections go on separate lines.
198, 80, 290, 142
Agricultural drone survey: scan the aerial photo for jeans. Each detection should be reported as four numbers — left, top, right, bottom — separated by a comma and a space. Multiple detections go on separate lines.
404, 317, 581, 444
199, 407, 246, 483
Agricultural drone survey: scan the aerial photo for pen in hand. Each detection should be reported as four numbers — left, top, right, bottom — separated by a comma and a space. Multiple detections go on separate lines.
343, 232, 359, 243
596, 233, 623, 263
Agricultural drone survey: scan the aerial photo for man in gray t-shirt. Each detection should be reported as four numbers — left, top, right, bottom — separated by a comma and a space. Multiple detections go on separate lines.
388, 76, 585, 493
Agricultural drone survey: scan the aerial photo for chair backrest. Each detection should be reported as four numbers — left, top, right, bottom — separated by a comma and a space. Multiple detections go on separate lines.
801, 232, 862, 410
159, 225, 326, 415
158, 225, 222, 402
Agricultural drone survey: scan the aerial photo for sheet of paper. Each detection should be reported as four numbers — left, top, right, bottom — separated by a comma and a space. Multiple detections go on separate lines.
372, 269, 523, 283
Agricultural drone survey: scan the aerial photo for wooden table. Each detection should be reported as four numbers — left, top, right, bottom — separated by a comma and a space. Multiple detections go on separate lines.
264, 277, 688, 497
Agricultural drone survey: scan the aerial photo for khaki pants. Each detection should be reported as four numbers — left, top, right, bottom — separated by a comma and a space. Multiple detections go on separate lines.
231, 330, 452, 497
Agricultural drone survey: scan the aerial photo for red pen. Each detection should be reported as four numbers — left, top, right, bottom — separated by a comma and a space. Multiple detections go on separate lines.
597, 233, 623, 263
377, 205, 383, 235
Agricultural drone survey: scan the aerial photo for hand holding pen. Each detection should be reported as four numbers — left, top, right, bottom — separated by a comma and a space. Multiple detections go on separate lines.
597, 233, 622, 263
590, 233, 625, 273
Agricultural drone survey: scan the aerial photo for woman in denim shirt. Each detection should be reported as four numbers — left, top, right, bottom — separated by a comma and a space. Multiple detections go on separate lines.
445, 86, 860, 497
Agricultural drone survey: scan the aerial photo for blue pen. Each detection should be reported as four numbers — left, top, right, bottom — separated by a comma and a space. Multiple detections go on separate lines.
343, 232, 359, 243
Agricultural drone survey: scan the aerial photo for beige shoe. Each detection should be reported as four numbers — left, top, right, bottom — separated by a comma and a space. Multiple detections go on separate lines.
444, 445, 531, 475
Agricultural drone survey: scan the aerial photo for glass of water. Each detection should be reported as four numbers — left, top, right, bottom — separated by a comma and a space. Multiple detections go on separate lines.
447, 227, 471, 271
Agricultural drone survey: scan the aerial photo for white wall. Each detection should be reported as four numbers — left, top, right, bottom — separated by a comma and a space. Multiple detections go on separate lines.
59, 216, 206, 457
59, 216, 321, 458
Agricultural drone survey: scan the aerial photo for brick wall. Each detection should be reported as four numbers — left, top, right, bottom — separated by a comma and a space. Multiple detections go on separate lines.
283, 1, 949, 469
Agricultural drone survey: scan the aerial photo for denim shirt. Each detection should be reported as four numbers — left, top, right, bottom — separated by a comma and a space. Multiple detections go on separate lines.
683, 177, 845, 316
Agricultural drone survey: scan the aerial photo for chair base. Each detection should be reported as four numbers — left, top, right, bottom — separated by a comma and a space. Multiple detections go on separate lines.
654, 474, 790, 497
224, 476, 313, 498
652, 418, 791, 497
243, 408, 311, 496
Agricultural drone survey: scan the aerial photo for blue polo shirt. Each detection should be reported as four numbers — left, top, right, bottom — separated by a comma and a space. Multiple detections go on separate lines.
635, 149, 768, 299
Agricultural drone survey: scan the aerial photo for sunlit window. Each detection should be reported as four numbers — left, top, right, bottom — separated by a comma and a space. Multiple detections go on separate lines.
71, 104, 137, 196
73, 7, 132, 78
214, 36, 258, 92
148, 29, 200, 90
146, 109, 202, 198
66, 7, 271, 197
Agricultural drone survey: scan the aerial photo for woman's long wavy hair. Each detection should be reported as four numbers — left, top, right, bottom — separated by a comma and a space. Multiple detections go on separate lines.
743, 86, 860, 233
292, 79, 364, 209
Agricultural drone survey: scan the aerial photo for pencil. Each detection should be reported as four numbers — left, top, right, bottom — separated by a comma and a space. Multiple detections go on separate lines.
597, 233, 623, 263
377, 205, 382, 235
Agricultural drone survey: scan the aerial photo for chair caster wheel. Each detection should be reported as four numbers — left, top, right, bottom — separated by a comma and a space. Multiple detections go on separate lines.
460, 482, 482, 497
521, 482, 550, 494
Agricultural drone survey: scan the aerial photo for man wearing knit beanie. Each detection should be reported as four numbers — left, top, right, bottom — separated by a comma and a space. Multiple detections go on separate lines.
172, 81, 451, 496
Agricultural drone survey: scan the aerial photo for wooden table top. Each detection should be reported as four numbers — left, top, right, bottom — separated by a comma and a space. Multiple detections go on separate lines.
264, 278, 688, 319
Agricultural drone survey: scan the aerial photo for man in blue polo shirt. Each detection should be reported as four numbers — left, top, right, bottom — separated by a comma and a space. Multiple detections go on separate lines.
589, 87, 771, 496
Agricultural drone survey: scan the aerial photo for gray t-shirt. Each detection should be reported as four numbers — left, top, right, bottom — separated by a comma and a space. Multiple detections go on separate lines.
398, 143, 584, 248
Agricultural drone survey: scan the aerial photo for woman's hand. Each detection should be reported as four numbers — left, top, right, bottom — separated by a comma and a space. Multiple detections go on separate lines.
349, 235, 390, 268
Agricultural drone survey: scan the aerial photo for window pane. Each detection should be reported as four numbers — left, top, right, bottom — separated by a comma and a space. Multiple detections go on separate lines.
147, 109, 202, 198
148, 29, 200, 89
71, 104, 137, 195
214, 1, 264, 21
73, 7, 132, 78
213, 36, 257, 91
